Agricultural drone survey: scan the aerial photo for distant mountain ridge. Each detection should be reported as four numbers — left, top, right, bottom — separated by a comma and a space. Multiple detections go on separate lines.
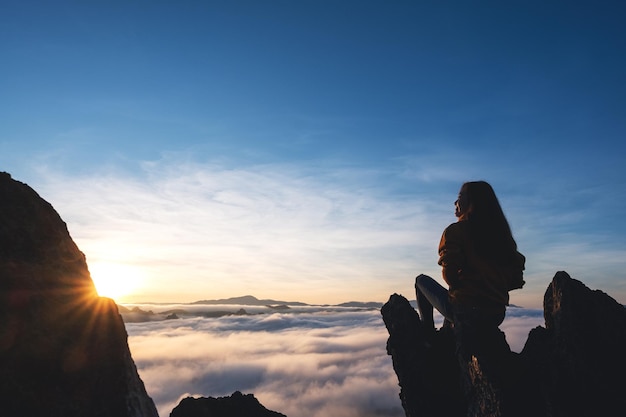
190, 295, 308, 306
190, 294, 383, 308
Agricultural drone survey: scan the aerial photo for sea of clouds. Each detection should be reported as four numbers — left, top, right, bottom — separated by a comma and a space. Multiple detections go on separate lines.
124, 304, 544, 417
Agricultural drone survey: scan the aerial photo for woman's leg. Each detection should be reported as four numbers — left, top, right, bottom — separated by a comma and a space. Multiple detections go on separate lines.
414, 274, 454, 329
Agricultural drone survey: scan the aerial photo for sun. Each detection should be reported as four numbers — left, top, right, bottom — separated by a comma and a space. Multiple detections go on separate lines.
89, 262, 144, 302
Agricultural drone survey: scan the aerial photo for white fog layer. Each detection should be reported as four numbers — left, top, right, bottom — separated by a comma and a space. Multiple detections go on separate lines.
124, 305, 544, 417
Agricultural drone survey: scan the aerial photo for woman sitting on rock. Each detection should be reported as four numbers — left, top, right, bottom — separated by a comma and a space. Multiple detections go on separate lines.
415, 181, 525, 352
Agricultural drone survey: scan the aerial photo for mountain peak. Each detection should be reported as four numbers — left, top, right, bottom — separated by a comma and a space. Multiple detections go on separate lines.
382, 271, 626, 417
0, 173, 158, 417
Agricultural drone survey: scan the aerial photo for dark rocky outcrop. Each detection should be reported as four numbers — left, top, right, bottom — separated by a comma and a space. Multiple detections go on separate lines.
0, 172, 158, 417
522, 271, 626, 417
170, 391, 287, 417
382, 271, 626, 417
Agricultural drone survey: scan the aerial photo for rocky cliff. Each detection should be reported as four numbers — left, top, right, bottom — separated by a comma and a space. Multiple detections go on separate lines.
0, 172, 158, 417
170, 391, 287, 417
381, 271, 626, 417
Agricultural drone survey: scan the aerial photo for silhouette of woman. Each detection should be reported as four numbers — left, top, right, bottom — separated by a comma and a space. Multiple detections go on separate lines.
415, 181, 525, 339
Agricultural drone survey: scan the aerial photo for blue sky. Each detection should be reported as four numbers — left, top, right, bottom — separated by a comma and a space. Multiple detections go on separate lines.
2, 1, 625, 307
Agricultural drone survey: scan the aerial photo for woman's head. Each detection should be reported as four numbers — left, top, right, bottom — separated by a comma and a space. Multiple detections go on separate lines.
456, 181, 502, 220
457, 181, 517, 262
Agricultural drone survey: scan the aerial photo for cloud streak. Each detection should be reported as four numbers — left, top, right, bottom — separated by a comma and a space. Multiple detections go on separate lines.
125, 307, 543, 417
32, 156, 451, 304
24, 151, 626, 307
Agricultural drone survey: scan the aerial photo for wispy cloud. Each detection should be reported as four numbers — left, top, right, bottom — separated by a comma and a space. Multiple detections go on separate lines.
22, 150, 626, 307
31, 156, 451, 303
125, 307, 543, 417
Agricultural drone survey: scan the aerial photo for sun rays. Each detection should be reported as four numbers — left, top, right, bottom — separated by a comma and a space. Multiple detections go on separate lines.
89, 262, 146, 302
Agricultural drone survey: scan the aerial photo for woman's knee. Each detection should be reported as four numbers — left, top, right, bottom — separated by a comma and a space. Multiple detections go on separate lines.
415, 273, 433, 289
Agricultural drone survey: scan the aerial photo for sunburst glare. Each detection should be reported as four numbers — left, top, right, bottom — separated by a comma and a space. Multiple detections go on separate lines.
89, 262, 144, 302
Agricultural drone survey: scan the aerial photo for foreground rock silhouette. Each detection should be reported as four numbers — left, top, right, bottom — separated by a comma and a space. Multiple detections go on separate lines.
381, 271, 626, 417
0, 172, 158, 417
171, 391, 287, 417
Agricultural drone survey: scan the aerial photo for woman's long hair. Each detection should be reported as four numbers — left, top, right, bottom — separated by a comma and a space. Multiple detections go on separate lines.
462, 181, 518, 265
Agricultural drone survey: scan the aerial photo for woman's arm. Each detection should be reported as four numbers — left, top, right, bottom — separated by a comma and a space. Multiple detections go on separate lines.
438, 223, 466, 289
